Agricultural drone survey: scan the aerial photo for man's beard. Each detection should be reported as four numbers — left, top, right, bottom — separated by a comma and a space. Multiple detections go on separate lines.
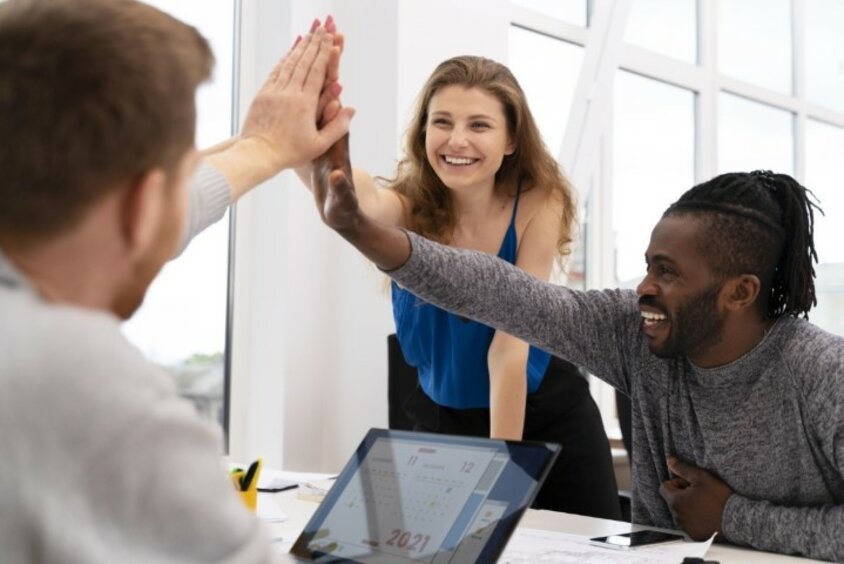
652, 283, 726, 359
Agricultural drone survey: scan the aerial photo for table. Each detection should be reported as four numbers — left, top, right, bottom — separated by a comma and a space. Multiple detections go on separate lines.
262, 490, 824, 563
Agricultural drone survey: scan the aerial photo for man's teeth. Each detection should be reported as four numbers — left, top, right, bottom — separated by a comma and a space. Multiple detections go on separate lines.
641, 311, 667, 323
444, 156, 476, 165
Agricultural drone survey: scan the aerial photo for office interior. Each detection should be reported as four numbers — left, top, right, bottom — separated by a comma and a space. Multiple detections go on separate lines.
118, 0, 844, 481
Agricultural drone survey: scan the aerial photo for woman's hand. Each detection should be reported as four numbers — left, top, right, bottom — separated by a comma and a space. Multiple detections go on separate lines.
239, 22, 352, 176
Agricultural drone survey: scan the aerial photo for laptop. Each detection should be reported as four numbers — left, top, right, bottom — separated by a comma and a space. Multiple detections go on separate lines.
286, 428, 560, 563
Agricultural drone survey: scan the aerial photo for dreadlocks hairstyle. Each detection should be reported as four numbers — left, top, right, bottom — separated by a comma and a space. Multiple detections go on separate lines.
664, 171, 822, 319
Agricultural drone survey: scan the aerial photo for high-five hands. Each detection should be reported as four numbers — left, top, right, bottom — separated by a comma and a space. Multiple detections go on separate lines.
659, 456, 734, 541
312, 133, 359, 233
308, 21, 409, 270
239, 17, 354, 175
202, 17, 353, 200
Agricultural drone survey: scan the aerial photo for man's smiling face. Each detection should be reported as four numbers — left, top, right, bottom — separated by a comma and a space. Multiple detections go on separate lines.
636, 214, 728, 362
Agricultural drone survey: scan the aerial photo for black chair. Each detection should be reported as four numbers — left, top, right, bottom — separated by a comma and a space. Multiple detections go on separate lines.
387, 334, 418, 431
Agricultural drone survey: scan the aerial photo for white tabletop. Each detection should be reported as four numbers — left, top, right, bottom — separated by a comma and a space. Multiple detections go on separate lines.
262, 490, 824, 563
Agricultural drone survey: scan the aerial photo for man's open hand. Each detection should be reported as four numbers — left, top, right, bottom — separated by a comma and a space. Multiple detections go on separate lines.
312, 133, 359, 232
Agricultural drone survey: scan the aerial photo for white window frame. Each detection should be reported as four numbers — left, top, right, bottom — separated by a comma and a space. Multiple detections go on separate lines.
511, 0, 844, 434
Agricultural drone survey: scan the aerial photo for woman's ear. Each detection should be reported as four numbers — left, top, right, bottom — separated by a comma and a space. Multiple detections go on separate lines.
120, 168, 167, 257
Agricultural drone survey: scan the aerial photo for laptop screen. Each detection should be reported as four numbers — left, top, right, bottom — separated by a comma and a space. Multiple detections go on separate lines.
290, 428, 560, 563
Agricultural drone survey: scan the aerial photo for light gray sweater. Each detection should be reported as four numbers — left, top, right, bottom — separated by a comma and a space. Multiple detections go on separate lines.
390, 231, 844, 562
0, 164, 279, 563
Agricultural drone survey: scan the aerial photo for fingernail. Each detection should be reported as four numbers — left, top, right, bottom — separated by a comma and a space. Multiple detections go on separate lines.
293, 35, 302, 48
310, 18, 320, 32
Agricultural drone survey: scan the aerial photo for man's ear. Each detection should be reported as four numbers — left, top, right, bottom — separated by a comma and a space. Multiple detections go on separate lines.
121, 168, 167, 256
722, 274, 762, 312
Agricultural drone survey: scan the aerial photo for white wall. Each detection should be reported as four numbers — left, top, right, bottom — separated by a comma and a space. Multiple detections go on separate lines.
229, 0, 511, 472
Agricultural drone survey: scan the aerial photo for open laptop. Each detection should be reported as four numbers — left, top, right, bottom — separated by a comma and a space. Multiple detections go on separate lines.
286, 428, 560, 563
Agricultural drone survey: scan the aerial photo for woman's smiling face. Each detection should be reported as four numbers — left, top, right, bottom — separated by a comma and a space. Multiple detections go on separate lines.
424, 85, 515, 195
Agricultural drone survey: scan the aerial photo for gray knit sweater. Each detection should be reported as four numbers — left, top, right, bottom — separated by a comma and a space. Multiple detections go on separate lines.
390, 231, 844, 562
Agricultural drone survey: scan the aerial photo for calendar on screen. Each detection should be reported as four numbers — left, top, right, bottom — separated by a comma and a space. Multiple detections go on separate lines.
290, 428, 560, 564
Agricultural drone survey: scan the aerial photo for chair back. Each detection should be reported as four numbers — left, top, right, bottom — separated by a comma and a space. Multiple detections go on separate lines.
387, 334, 418, 431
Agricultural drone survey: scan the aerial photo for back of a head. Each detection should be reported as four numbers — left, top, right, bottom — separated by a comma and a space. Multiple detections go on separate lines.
0, 0, 214, 246
664, 171, 822, 319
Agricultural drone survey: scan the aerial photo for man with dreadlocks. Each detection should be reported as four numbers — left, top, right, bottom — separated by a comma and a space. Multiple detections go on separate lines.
311, 136, 843, 561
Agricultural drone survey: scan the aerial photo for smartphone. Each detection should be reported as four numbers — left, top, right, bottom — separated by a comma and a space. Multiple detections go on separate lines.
589, 530, 686, 550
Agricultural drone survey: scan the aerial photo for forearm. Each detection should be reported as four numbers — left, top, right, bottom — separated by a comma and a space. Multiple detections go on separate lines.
723, 495, 844, 561
199, 137, 239, 158
203, 137, 280, 202
340, 215, 411, 272
488, 362, 527, 441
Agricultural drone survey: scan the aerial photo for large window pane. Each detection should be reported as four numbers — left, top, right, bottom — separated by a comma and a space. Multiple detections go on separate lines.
717, 0, 792, 94
511, 0, 587, 27
805, 120, 844, 337
624, 0, 697, 63
806, 0, 844, 113
613, 72, 695, 286
509, 26, 583, 157
717, 93, 794, 175
509, 26, 586, 288
121, 0, 235, 427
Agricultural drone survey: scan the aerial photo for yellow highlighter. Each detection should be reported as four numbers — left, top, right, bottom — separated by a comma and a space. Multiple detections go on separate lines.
234, 458, 262, 512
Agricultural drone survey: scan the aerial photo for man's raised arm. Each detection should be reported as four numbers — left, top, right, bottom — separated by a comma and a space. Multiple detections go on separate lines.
311, 134, 641, 393
312, 132, 410, 271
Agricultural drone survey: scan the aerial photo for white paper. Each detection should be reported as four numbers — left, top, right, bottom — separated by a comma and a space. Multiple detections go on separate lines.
258, 468, 336, 491
500, 528, 714, 564
256, 494, 288, 523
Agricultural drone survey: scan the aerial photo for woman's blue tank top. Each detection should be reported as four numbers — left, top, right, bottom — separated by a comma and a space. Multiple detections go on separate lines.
391, 183, 552, 408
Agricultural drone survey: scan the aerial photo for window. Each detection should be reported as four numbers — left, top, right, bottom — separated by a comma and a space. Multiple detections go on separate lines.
717, 93, 794, 175
120, 0, 236, 429
805, 120, 844, 336
613, 72, 695, 286
509, 26, 584, 157
624, 0, 697, 63
805, 0, 844, 113
717, 0, 792, 93
511, 0, 587, 27
508, 25, 586, 288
